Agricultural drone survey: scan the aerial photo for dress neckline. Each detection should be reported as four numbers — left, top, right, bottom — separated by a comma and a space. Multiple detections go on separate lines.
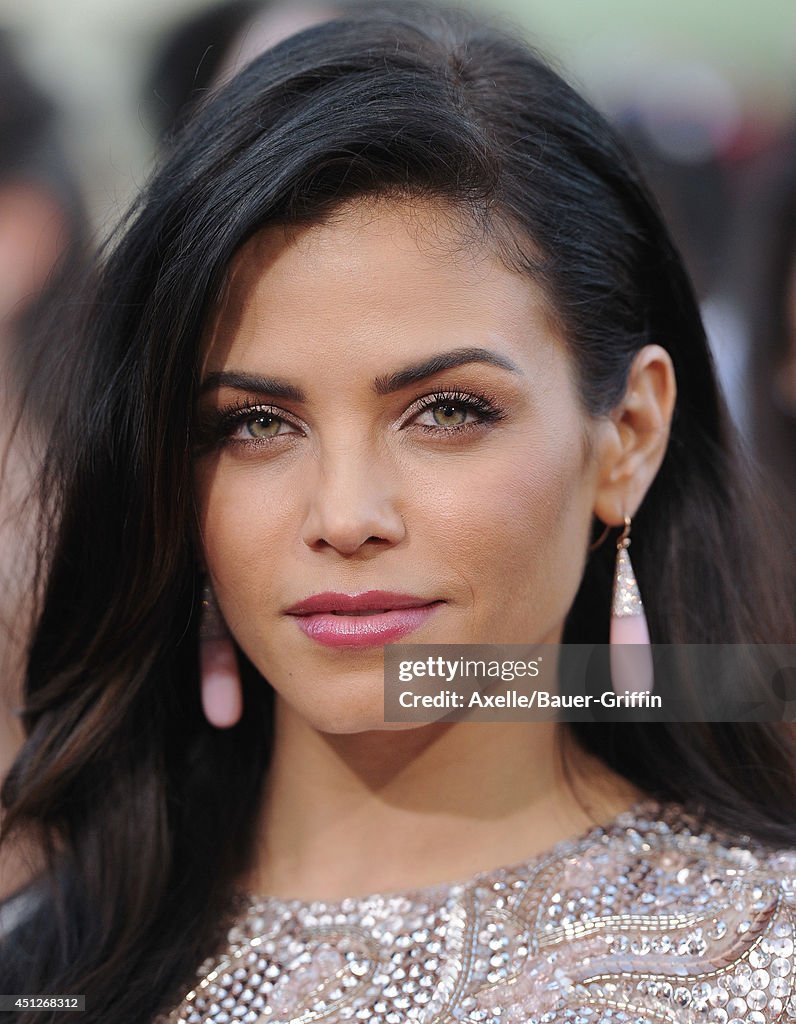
235, 794, 676, 915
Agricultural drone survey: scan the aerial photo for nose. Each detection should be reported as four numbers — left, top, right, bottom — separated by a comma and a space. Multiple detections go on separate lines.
300, 442, 406, 556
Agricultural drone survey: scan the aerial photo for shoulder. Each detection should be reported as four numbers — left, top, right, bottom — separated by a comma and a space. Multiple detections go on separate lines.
483, 800, 796, 1024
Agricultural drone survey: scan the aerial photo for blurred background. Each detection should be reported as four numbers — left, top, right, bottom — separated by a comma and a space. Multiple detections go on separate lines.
0, 0, 795, 823
1, 0, 794, 237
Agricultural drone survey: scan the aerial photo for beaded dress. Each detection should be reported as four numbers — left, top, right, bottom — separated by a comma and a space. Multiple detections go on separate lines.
156, 798, 796, 1024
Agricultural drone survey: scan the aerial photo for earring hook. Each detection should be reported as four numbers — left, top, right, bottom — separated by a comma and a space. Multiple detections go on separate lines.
617, 513, 632, 549
588, 522, 611, 552
588, 513, 632, 553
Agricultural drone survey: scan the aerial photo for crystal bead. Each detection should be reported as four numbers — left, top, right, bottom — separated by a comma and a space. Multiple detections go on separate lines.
155, 800, 796, 1024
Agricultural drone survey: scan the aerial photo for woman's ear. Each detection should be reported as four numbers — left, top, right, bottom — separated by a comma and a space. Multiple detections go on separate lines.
592, 344, 677, 526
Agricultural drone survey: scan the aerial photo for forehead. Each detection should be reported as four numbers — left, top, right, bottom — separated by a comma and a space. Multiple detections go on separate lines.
200, 197, 562, 375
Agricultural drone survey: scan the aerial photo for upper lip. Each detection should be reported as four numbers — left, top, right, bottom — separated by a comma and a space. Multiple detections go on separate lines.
285, 590, 439, 615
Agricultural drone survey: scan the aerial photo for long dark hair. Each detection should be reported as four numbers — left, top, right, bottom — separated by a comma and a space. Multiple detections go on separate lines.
744, 125, 796, 535
1, 5, 794, 1021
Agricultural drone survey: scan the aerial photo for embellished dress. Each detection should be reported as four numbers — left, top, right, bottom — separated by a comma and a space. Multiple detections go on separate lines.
157, 798, 796, 1024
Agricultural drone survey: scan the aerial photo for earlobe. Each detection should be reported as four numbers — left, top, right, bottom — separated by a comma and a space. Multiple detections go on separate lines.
592, 344, 677, 526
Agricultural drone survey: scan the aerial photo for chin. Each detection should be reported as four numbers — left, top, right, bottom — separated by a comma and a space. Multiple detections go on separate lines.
263, 657, 447, 734
295, 699, 425, 734
319, 717, 429, 735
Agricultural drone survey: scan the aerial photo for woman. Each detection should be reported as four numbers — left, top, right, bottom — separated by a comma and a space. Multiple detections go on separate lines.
1, 5, 795, 1023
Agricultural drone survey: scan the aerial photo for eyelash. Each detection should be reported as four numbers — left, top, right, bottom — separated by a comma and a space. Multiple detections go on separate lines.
405, 389, 505, 435
202, 388, 505, 449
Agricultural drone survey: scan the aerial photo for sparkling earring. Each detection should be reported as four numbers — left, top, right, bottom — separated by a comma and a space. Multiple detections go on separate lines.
199, 583, 243, 728
609, 514, 654, 695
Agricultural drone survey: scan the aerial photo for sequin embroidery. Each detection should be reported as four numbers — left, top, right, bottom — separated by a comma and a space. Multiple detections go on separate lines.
156, 800, 796, 1024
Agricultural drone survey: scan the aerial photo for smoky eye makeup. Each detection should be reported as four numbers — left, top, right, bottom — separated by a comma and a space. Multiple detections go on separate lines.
192, 395, 303, 454
397, 387, 506, 435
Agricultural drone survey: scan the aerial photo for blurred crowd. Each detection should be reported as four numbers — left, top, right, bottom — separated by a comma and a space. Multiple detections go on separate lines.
0, 0, 794, 789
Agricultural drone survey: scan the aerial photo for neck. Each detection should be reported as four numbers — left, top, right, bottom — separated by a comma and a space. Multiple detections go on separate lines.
241, 697, 647, 903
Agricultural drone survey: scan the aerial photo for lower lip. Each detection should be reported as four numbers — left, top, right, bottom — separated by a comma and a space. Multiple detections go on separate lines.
290, 603, 443, 648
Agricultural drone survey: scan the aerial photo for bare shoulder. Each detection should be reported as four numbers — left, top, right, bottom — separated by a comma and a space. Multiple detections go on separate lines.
495, 800, 796, 1024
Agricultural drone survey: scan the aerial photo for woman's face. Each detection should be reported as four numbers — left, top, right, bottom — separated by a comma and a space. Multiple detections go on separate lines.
195, 198, 608, 732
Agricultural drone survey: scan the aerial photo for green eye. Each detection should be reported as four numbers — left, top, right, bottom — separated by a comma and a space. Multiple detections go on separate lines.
409, 390, 504, 434
244, 414, 285, 438
431, 402, 469, 427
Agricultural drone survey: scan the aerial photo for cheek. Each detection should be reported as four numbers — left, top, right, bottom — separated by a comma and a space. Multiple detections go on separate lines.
425, 427, 592, 638
194, 459, 298, 622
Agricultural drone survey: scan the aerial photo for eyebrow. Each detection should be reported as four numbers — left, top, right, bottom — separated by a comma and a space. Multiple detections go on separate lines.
199, 371, 306, 402
372, 347, 522, 394
199, 346, 522, 401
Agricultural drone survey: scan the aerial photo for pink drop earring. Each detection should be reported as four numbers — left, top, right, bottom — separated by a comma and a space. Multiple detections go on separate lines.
199, 583, 243, 728
609, 514, 654, 695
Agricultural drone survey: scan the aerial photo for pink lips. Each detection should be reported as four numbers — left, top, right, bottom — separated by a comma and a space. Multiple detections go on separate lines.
284, 590, 443, 648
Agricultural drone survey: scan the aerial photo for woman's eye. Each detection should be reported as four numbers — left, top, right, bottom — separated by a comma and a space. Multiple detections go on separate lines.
424, 401, 472, 427
232, 412, 298, 440
411, 396, 497, 430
